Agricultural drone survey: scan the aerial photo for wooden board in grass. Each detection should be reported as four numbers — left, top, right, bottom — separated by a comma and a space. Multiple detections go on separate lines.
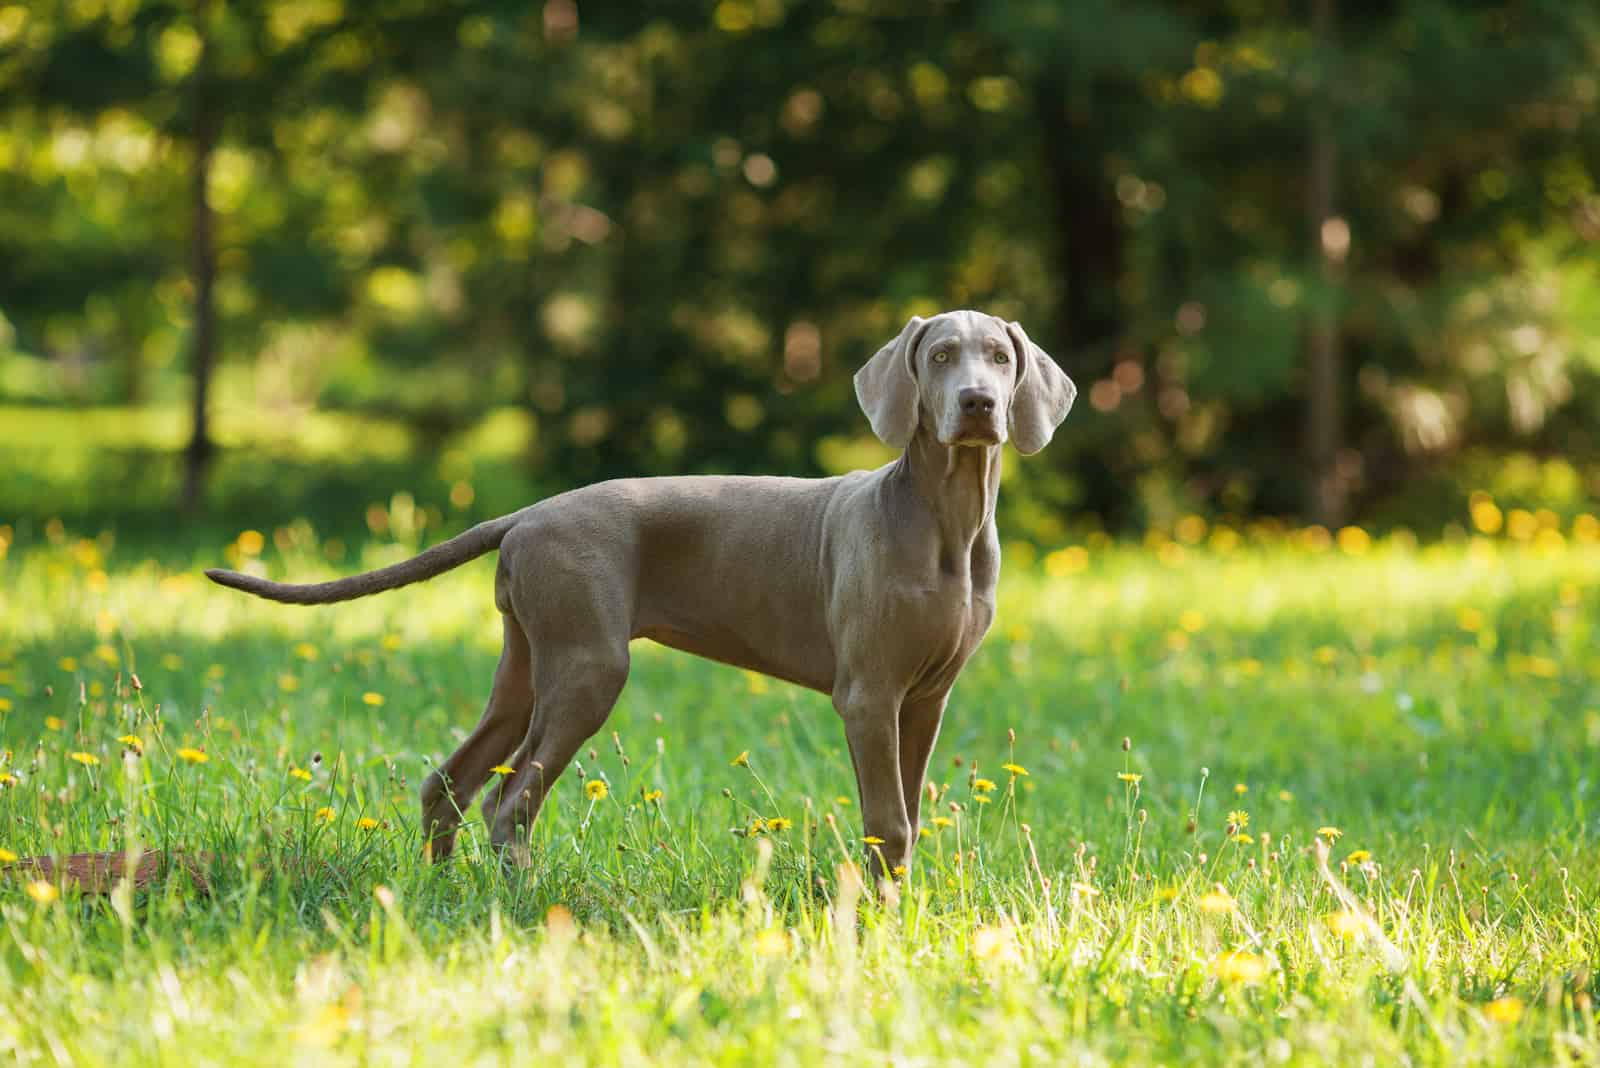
2, 851, 212, 894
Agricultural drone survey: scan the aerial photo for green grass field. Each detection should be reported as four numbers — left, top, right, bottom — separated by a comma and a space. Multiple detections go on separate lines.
3, 502, 1600, 1065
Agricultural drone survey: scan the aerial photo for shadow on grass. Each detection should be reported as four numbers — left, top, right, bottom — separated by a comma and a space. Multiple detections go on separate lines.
1, 429, 544, 563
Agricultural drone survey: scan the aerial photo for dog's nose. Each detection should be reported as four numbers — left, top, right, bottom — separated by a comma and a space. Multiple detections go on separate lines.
959, 388, 996, 416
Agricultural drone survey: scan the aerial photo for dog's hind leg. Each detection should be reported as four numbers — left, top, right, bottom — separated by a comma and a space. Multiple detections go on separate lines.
487, 641, 630, 866
478, 714, 539, 824
419, 613, 534, 860
483, 518, 638, 865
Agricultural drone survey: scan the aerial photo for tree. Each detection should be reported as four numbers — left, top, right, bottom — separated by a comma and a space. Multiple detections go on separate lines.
180, 2, 219, 514
1305, 0, 1344, 526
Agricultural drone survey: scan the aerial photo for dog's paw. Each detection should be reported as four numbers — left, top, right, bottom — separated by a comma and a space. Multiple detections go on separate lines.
499, 842, 533, 872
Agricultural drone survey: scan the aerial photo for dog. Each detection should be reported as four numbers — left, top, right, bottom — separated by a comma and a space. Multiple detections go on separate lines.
207, 310, 1076, 875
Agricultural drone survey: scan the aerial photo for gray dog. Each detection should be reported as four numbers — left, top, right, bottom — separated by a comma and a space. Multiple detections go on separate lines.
207, 310, 1076, 875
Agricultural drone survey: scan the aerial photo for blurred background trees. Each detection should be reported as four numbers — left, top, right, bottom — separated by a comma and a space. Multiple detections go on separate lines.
2, 0, 1598, 540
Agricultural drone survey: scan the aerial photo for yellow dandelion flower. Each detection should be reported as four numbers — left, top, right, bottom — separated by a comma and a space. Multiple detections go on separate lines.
891, 864, 907, 878
931, 816, 954, 828
176, 747, 209, 764
1233, 783, 1248, 795
1483, 997, 1524, 1025
973, 794, 992, 804
1346, 849, 1372, 864
642, 789, 664, 803
490, 765, 514, 776
972, 778, 997, 792
1233, 832, 1253, 844
1213, 950, 1268, 984
1198, 890, 1237, 914
1317, 826, 1343, 840
277, 674, 300, 693
1228, 809, 1249, 829
26, 880, 59, 905
1470, 497, 1503, 535
0, 847, 17, 863
289, 767, 312, 781
58, 657, 78, 672
69, 751, 100, 767
918, 826, 932, 838
361, 692, 385, 707
730, 750, 749, 767
1277, 789, 1294, 802
747, 818, 767, 835
315, 806, 336, 823
0, 772, 16, 786
834, 795, 852, 806
357, 817, 380, 830
754, 928, 789, 956
1117, 772, 1143, 784
971, 924, 1022, 964
0, 698, 11, 712
1325, 910, 1362, 937
117, 734, 143, 751
765, 817, 792, 832
294, 643, 319, 661
584, 779, 608, 801
45, 716, 64, 732
1001, 763, 1028, 776
862, 835, 885, 846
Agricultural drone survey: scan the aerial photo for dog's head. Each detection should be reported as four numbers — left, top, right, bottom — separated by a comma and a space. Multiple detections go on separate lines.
854, 310, 1076, 454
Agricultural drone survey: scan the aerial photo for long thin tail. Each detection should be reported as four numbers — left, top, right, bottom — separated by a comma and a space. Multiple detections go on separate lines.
205, 512, 524, 605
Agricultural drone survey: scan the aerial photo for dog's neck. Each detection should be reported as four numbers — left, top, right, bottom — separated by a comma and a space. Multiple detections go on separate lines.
899, 429, 1002, 574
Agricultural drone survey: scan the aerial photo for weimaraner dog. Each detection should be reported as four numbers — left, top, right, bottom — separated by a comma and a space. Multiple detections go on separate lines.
207, 310, 1076, 876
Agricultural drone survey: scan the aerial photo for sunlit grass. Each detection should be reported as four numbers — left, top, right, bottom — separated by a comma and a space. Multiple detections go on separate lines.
3, 517, 1599, 1065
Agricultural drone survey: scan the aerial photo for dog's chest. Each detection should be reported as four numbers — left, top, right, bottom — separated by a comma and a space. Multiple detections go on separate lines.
955, 585, 997, 660
902, 578, 995, 693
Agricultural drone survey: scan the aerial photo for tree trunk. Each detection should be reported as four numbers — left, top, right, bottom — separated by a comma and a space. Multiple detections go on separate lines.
1032, 80, 1130, 522
180, 11, 219, 515
1305, 0, 1346, 527
1037, 89, 1125, 369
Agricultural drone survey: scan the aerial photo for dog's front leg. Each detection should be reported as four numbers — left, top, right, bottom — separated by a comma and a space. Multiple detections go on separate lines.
835, 685, 911, 881
897, 692, 948, 843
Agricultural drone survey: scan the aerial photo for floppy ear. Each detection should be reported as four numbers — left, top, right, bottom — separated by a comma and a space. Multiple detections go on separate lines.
1005, 321, 1077, 455
854, 316, 930, 448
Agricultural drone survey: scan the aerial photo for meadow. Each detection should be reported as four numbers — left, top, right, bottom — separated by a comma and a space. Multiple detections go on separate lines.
3, 435, 1600, 1064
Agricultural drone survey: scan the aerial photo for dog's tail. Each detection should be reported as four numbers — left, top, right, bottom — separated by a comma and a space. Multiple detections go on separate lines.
205, 512, 524, 605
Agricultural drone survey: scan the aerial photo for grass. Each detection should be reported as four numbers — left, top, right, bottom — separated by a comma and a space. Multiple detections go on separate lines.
3, 502, 1600, 1065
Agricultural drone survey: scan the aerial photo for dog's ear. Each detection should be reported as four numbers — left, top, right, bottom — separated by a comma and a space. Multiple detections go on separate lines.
1005, 321, 1076, 455
854, 316, 930, 448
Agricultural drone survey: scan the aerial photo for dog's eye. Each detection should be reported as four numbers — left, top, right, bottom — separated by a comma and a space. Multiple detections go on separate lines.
994, 352, 1010, 364
932, 350, 950, 363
